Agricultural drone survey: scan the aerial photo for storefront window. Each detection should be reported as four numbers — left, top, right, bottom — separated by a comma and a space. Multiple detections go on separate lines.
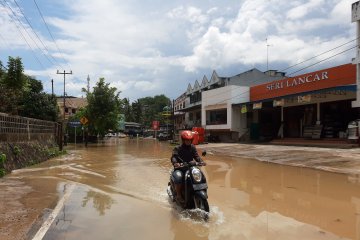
206, 109, 227, 125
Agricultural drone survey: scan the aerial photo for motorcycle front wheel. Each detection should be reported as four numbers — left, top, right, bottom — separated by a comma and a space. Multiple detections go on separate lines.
193, 195, 209, 213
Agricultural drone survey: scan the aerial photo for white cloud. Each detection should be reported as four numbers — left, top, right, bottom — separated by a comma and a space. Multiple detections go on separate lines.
287, 0, 325, 20
0, 0, 358, 101
179, 0, 357, 73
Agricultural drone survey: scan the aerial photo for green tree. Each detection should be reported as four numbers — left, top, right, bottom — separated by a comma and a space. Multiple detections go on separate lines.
0, 57, 27, 114
0, 60, 4, 79
131, 100, 142, 123
3, 56, 26, 91
121, 98, 133, 122
136, 95, 171, 128
85, 78, 121, 137
19, 77, 59, 121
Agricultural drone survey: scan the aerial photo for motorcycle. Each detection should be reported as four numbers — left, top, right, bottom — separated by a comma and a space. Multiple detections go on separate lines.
167, 151, 209, 215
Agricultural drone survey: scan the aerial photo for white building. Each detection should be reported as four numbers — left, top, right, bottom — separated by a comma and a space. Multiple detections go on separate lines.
202, 85, 249, 141
174, 92, 186, 130
178, 68, 285, 142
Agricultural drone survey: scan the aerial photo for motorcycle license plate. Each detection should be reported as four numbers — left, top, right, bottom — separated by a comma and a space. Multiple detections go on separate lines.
193, 183, 208, 191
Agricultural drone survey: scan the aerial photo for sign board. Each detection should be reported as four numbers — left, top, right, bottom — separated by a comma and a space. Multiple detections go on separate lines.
253, 102, 262, 110
80, 117, 88, 125
250, 64, 356, 102
152, 121, 160, 130
241, 105, 247, 113
298, 95, 311, 103
273, 99, 284, 107
69, 121, 81, 127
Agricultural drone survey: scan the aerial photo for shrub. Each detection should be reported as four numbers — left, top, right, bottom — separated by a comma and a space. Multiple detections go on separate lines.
0, 153, 6, 177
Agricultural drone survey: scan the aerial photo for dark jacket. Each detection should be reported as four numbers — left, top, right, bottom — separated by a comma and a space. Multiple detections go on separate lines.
171, 144, 202, 165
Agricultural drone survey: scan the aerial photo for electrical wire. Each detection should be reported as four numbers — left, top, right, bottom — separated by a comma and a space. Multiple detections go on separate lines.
187, 37, 359, 101
0, 32, 10, 71
186, 42, 357, 107
187, 36, 359, 95
0, 0, 47, 70
281, 37, 359, 72
287, 46, 357, 76
2, 0, 56, 69
216, 45, 357, 105
33, 0, 71, 70
4, 1, 47, 62
13, 0, 64, 69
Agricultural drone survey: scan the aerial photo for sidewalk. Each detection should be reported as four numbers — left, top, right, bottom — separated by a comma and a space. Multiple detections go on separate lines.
197, 143, 360, 175
270, 138, 359, 148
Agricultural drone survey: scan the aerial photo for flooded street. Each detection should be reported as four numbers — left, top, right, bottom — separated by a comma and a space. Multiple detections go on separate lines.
1, 138, 360, 240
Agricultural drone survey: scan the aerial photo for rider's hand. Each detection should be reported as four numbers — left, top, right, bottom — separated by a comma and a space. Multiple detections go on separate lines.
190, 160, 197, 166
174, 162, 181, 168
201, 161, 207, 166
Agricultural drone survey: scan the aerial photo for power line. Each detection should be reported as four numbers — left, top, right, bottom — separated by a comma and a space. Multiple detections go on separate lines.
33, 0, 70, 69
215, 45, 357, 105
13, 0, 63, 69
1, 0, 55, 68
287, 46, 357, 76
0, 61, 8, 71
281, 37, 359, 72
186, 37, 360, 104
2, 0, 61, 94
0, 0, 46, 69
188, 41, 357, 107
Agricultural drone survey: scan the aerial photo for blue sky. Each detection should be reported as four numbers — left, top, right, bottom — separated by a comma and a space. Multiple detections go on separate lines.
0, 0, 357, 101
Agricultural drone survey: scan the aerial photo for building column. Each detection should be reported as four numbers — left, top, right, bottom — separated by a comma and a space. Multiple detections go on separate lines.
352, 4, 360, 108
316, 102, 321, 125
279, 106, 284, 138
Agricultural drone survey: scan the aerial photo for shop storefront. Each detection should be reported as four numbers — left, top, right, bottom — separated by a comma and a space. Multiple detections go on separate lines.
250, 63, 358, 140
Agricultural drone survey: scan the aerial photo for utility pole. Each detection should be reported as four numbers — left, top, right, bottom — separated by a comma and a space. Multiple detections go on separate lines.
266, 37, 272, 71
51, 79, 54, 97
172, 99, 175, 141
87, 75, 90, 93
352, 2, 360, 110
56, 70, 72, 120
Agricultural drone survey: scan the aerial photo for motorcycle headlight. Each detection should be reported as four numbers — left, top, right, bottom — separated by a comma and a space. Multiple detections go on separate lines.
192, 168, 202, 182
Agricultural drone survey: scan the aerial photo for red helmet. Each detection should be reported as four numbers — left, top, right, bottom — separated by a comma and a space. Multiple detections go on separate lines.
181, 130, 194, 140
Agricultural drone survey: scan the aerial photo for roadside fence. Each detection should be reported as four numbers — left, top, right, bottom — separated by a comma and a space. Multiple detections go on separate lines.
0, 112, 61, 143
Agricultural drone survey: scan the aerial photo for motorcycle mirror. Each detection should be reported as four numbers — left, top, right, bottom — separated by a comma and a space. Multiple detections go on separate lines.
201, 150, 207, 156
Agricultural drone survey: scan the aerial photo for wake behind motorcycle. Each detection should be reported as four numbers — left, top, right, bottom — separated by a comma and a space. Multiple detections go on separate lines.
167, 151, 209, 215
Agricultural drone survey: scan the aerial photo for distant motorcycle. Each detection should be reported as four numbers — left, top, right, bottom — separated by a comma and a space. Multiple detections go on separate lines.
167, 151, 209, 216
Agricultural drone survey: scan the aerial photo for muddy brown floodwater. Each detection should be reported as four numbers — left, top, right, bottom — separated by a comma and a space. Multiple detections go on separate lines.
1, 138, 360, 240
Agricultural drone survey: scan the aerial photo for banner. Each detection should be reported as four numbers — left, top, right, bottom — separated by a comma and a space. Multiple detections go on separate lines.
273, 99, 284, 107
298, 95, 311, 103
152, 120, 160, 130
241, 105, 247, 113
253, 102, 262, 110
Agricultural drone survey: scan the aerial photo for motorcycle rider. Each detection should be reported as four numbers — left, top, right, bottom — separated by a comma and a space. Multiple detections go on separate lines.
171, 130, 206, 203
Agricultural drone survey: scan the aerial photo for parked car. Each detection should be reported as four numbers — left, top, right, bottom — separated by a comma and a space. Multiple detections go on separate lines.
158, 132, 171, 141
118, 133, 127, 138
105, 132, 117, 137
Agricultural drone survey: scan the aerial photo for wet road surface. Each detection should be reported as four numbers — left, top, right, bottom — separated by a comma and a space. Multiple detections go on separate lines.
1, 138, 360, 240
